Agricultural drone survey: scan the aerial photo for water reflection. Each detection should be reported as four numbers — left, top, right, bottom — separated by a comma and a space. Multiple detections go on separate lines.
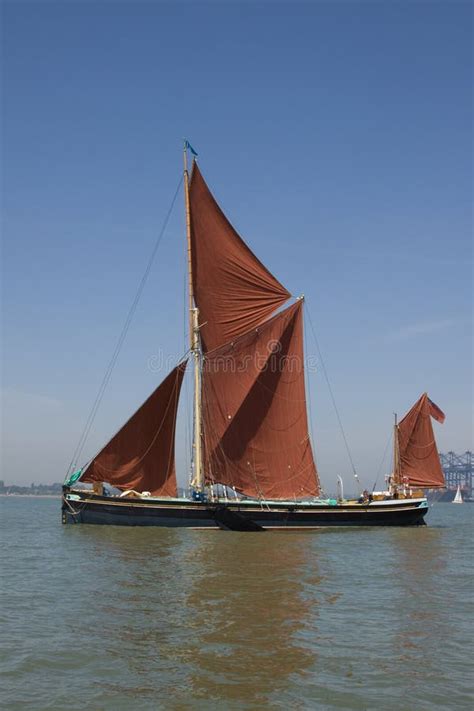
82, 529, 321, 707
5, 501, 472, 709
386, 526, 449, 690
181, 533, 319, 706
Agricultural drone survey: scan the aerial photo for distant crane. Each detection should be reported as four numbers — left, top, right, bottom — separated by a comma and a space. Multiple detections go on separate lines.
440, 451, 473, 498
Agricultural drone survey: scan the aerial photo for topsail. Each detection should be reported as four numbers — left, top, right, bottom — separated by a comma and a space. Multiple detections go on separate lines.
189, 163, 290, 352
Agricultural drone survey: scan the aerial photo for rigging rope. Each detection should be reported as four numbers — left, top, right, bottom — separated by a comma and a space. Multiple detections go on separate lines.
66, 175, 183, 476
371, 429, 393, 492
304, 303, 359, 479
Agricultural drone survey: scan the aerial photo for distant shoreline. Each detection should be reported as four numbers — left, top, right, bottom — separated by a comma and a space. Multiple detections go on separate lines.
0, 494, 61, 499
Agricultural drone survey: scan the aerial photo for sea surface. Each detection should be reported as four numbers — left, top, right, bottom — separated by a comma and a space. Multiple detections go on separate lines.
1, 498, 472, 710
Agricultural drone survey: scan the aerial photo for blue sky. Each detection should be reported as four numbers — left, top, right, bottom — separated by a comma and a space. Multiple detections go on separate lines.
2, 1, 472, 490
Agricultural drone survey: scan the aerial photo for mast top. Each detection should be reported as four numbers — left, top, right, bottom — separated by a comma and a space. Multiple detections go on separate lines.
183, 139, 198, 162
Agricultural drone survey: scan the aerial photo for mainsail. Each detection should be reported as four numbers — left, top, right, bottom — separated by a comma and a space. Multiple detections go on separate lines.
397, 393, 445, 488
81, 362, 187, 496
189, 163, 291, 352
202, 301, 319, 499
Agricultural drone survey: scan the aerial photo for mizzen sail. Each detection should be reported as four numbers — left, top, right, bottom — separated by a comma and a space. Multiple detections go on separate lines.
81, 362, 187, 496
201, 301, 319, 499
189, 163, 290, 352
397, 393, 445, 488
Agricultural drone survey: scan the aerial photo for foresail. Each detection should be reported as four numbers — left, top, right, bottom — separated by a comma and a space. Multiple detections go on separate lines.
201, 301, 320, 499
397, 393, 445, 488
189, 163, 290, 352
81, 361, 187, 496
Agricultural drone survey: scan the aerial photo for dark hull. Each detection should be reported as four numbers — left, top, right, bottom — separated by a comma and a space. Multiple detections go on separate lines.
62, 491, 429, 529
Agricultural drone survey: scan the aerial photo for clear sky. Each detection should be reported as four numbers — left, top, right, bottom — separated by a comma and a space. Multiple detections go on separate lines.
2, 0, 472, 491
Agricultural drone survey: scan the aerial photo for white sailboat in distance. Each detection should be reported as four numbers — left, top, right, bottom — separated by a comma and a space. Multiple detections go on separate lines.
453, 485, 463, 504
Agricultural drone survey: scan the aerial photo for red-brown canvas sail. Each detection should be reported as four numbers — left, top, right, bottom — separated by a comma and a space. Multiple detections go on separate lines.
189, 163, 290, 352
201, 301, 319, 499
81, 362, 187, 496
397, 393, 446, 488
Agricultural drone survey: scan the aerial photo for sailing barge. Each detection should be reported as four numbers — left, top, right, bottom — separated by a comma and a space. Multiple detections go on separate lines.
62, 145, 445, 529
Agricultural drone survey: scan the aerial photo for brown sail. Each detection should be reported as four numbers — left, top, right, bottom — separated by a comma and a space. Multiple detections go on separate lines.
81, 362, 187, 496
201, 301, 319, 499
189, 162, 290, 352
397, 393, 446, 488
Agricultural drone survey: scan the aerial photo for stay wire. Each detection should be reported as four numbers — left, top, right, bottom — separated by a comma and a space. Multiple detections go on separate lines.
66, 175, 183, 476
304, 303, 358, 479
372, 429, 393, 492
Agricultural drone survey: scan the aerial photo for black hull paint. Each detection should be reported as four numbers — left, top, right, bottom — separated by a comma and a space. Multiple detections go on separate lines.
62, 491, 429, 528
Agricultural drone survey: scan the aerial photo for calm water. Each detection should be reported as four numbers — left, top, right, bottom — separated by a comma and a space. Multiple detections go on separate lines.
1, 498, 472, 710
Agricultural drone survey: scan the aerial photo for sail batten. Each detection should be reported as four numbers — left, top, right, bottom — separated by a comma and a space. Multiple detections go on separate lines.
81, 362, 187, 496
201, 301, 320, 499
189, 163, 290, 352
397, 393, 445, 488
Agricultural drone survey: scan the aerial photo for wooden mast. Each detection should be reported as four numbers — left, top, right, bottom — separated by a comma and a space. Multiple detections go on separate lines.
183, 141, 203, 492
392, 412, 400, 492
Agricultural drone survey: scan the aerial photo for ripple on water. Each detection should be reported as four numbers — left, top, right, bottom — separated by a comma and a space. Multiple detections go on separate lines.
1, 498, 472, 710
